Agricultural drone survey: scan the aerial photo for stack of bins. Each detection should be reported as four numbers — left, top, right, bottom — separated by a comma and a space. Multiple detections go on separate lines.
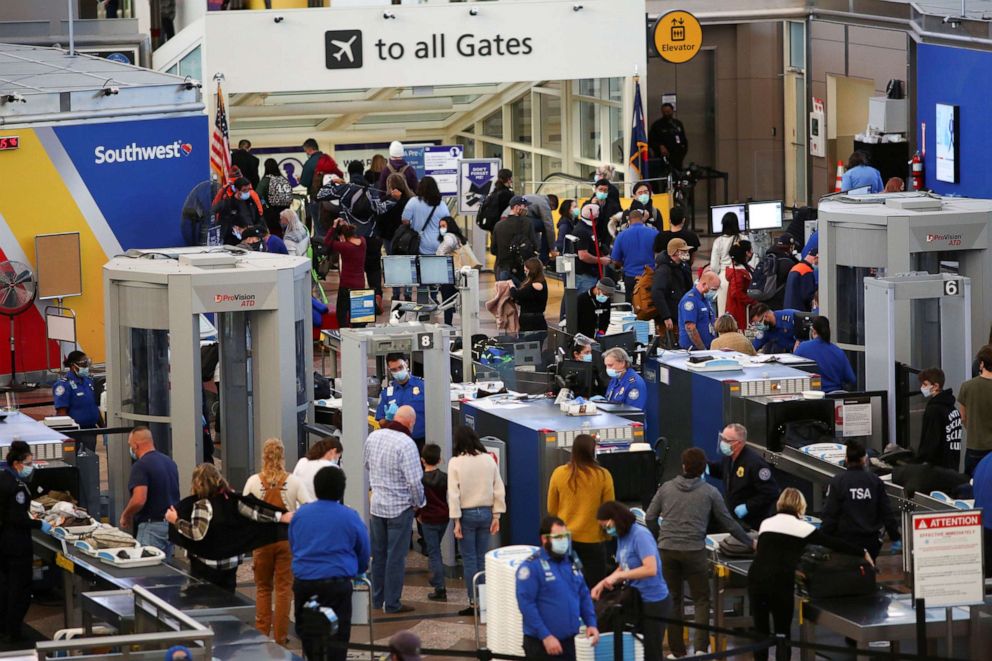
483, 545, 538, 656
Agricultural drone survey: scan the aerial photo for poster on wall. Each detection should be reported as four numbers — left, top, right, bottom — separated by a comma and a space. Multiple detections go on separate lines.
935, 103, 959, 183
457, 159, 501, 215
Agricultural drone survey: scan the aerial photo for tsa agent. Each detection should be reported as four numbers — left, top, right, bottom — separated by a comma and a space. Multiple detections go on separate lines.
708, 424, 780, 530
677, 271, 719, 350
0, 441, 40, 645
54, 350, 102, 452
375, 353, 426, 450
602, 348, 646, 410
748, 304, 800, 354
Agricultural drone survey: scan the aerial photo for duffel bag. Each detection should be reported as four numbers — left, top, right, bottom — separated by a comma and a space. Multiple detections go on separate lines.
795, 544, 876, 598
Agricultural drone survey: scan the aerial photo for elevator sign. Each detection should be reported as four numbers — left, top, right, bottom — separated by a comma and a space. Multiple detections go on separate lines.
911, 510, 985, 607
653, 10, 702, 64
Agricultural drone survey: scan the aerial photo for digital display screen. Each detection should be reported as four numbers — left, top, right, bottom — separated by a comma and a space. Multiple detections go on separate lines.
747, 200, 784, 231
710, 204, 746, 234
935, 103, 959, 184
418, 255, 455, 285
382, 255, 418, 286
0, 136, 19, 151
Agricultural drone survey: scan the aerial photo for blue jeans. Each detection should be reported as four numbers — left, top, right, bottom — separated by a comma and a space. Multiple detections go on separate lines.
370, 507, 415, 612
421, 521, 449, 591
575, 273, 599, 294
458, 507, 492, 603
496, 269, 521, 287
136, 520, 173, 559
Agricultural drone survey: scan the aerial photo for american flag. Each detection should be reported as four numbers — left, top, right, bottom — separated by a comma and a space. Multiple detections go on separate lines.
628, 79, 649, 180
210, 80, 231, 185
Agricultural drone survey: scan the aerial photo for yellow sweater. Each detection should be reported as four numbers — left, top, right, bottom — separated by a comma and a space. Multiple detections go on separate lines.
547, 464, 615, 543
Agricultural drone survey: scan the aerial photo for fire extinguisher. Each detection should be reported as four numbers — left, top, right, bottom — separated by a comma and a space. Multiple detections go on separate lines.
910, 151, 924, 191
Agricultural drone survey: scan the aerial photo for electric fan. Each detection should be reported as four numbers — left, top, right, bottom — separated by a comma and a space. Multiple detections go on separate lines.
0, 260, 37, 392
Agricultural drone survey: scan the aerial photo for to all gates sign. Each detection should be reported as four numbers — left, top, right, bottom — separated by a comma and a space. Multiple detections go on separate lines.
911, 510, 985, 607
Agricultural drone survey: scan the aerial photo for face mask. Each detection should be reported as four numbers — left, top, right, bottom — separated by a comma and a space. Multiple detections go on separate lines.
719, 440, 734, 456
678, 252, 690, 263
233, 230, 243, 241
606, 367, 619, 379
129, 447, 138, 461
77, 366, 90, 378
595, 294, 609, 304
439, 228, 448, 236
595, 192, 608, 201
581, 353, 593, 363
704, 289, 717, 302
571, 208, 580, 218
391, 368, 409, 383
17, 464, 33, 479
920, 386, 933, 398
637, 194, 651, 205
549, 536, 571, 556
239, 192, 251, 201
755, 322, 769, 333
604, 525, 617, 538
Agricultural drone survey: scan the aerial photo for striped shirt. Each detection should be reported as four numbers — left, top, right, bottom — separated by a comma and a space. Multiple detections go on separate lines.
175, 495, 282, 568
363, 427, 425, 518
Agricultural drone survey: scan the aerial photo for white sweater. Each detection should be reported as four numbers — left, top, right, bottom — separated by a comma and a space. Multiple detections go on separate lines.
291, 457, 337, 503
243, 472, 312, 511
447, 452, 507, 519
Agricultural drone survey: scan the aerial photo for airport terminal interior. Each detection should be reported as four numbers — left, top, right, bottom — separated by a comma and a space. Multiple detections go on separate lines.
4, 0, 992, 660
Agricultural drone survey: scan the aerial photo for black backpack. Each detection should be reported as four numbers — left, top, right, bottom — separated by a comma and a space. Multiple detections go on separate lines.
506, 225, 536, 279
476, 192, 503, 232
391, 224, 421, 256
748, 251, 785, 302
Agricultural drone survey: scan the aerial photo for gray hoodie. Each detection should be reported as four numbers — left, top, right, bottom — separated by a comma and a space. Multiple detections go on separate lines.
645, 474, 751, 551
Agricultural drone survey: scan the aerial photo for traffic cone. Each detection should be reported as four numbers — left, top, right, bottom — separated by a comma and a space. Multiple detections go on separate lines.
834, 160, 845, 192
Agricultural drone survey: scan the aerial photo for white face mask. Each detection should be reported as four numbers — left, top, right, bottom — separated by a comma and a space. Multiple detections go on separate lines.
920, 385, 933, 398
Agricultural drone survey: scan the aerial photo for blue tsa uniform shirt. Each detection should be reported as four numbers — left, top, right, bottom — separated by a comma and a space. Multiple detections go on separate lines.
53, 372, 100, 427
375, 376, 426, 440
605, 368, 647, 410
752, 309, 800, 354
677, 288, 716, 349
515, 548, 597, 643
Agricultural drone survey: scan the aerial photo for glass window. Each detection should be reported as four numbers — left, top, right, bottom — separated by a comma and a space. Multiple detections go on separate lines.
538, 154, 563, 180
512, 150, 533, 191
178, 46, 202, 81
482, 111, 503, 139
608, 105, 623, 165
460, 138, 475, 159
789, 22, 805, 70
539, 94, 562, 151
577, 78, 600, 98
480, 142, 503, 163
608, 77, 622, 102
510, 95, 532, 145
578, 101, 601, 161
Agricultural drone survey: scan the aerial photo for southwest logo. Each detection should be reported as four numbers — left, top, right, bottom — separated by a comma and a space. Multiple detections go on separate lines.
94, 140, 193, 164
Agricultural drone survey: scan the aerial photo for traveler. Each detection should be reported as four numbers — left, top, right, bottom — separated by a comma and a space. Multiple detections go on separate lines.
820, 440, 901, 559
547, 434, 615, 588
840, 150, 884, 193
793, 317, 856, 392
592, 501, 671, 661
510, 257, 549, 333
243, 439, 309, 645
434, 216, 467, 325
159, 0, 176, 41
555, 199, 579, 255
651, 238, 693, 336
582, 179, 621, 243
365, 154, 386, 188
0, 441, 41, 645
492, 195, 539, 284
258, 225, 289, 255
377, 141, 419, 193
603, 348, 646, 410
385, 630, 423, 661
476, 169, 514, 234
748, 489, 871, 661
418, 443, 449, 602
166, 463, 291, 592
119, 427, 180, 556
710, 314, 757, 356
749, 304, 801, 354
916, 367, 963, 470
364, 405, 424, 614
783, 249, 818, 312
448, 426, 506, 615
257, 158, 292, 238
576, 277, 614, 338
292, 437, 343, 502
290, 466, 370, 661
958, 345, 992, 475
324, 218, 367, 328
710, 213, 749, 316
708, 423, 780, 530
279, 209, 310, 257
212, 177, 263, 245
374, 354, 426, 449
758, 234, 799, 310
649, 102, 689, 172
645, 448, 752, 658
631, 182, 663, 229
346, 160, 365, 185
723, 244, 755, 329
301, 139, 340, 226
611, 208, 658, 302
972, 453, 992, 575
230, 139, 259, 189
379, 174, 415, 299
677, 271, 719, 350
402, 177, 446, 257
53, 350, 102, 452
571, 204, 609, 293
653, 207, 700, 257
516, 516, 600, 660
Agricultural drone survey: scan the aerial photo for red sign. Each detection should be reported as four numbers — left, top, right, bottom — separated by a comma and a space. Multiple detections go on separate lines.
0, 136, 19, 151
913, 512, 982, 530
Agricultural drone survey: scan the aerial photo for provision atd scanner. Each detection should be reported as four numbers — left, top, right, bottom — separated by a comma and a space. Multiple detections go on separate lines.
103, 249, 313, 515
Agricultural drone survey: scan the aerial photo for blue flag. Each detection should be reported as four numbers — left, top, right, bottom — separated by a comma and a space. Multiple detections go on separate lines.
628, 80, 649, 180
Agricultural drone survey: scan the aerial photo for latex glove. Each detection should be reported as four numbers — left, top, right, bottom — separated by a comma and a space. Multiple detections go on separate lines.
704, 464, 710, 476
890, 540, 902, 553
40, 520, 53, 534
385, 402, 399, 421
734, 504, 748, 519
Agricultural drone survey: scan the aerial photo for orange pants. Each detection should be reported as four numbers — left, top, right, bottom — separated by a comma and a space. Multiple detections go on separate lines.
253, 540, 293, 644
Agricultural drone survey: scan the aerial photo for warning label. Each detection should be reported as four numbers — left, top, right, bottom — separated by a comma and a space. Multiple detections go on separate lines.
914, 513, 982, 529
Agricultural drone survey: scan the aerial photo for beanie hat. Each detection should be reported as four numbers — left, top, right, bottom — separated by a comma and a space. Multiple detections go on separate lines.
389, 141, 404, 158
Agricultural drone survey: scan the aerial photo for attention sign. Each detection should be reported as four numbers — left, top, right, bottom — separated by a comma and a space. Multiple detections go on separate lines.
911, 510, 984, 607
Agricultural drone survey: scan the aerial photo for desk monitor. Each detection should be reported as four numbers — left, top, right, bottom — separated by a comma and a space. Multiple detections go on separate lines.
418, 255, 455, 285
747, 200, 784, 230
557, 359, 595, 397
382, 255, 418, 287
599, 331, 637, 355
710, 204, 746, 234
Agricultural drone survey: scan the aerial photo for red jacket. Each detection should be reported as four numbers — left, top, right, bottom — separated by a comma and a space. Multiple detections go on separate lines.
724, 265, 755, 329
418, 469, 449, 525
212, 183, 263, 216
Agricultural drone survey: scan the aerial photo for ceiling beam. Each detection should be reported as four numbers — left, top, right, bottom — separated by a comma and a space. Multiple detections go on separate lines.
230, 95, 452, 120
317, 87, 400, 132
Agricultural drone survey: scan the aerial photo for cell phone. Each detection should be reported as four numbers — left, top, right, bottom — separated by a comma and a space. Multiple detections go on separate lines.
687, 355, 714, 364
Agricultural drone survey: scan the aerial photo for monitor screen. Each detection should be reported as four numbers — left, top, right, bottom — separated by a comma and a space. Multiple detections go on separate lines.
747, 200, 784, 231
418, 255, 455, 285
711, 204, 746, 234
558, 359, 595, 397
382, 255, 418, 287
599, 331, 637, 354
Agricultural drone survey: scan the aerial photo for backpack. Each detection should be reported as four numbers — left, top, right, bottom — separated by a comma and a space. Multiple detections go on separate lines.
340, 185, 375, 224
267, 176, 292, 207
386, 162, 410, 177
796, 545, 876, 598
632, 265, 657, 320
747, 251, 785, 302
476, 192, 503, 232
506, 223, 536, 279
391, 223, 421, 256
261, 477, 287, 510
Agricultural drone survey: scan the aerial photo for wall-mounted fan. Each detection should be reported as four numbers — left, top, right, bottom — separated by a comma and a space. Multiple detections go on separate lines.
0, 260, 37, 392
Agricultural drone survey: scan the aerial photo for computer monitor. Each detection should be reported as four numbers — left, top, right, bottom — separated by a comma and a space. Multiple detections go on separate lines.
747, 200, 784, 231
382, 255, 418, 287
599, 331, 637, 355
418, 255, 455, 285
710, 203, 746, 234
557, 359, 595, 397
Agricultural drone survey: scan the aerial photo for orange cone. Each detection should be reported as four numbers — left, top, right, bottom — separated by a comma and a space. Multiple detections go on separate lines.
834, 160, 845, 192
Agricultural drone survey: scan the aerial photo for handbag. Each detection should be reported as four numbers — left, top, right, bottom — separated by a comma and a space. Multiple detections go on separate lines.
594, 583, 642, 633
454, 242, 482, 270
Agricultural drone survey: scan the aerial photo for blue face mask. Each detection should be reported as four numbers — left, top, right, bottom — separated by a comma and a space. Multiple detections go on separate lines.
595, 191, 608, 201
239, 191, 251, 201
604, 525, 617, 538
391, 368, 409, 383
549, 536, 571, 556
595, 294, 609, 304
637, 194, 651, 205
571, 208, 580, 218
606, 367, 620, 379
719, 440, 734, 456
755, 322, 769, 333
704, 289, 717, 302
77, 366, 90, 378
580, 352, 593, 363
129, 447, 138, 461
18, 464, 33, 479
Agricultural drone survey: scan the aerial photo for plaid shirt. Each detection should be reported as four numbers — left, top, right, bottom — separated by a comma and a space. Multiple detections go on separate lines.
176, 494, 282, 568
363, 427, 425, 518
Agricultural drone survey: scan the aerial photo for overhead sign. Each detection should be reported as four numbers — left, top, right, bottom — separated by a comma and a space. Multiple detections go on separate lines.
204, 0, 647, 94
457, 158, 501, 215
911, 510, 985, 607
653, 10, 702, 64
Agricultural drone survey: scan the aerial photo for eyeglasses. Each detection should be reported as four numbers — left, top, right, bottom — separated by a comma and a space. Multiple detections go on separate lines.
718, 434, 739, 444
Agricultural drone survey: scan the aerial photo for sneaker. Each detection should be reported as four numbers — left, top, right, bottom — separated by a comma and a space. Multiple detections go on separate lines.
427, 589, 447, 602
384, 604, 414, 614
458, 605, 477, 616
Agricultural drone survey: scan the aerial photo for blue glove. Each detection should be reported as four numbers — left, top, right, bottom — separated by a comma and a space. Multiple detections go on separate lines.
589, 395, 607, 403
385, 402, 398, 421
890, 540, 902, 553
704, 464, 710, 476
734, 504, 748, 519
41, 520, 52, 534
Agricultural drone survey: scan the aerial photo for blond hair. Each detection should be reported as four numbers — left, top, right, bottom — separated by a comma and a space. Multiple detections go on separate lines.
714, 314, 739, 335
191, 463, 229, 500
777, 487, 807, 518
259, 438, 287, 486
